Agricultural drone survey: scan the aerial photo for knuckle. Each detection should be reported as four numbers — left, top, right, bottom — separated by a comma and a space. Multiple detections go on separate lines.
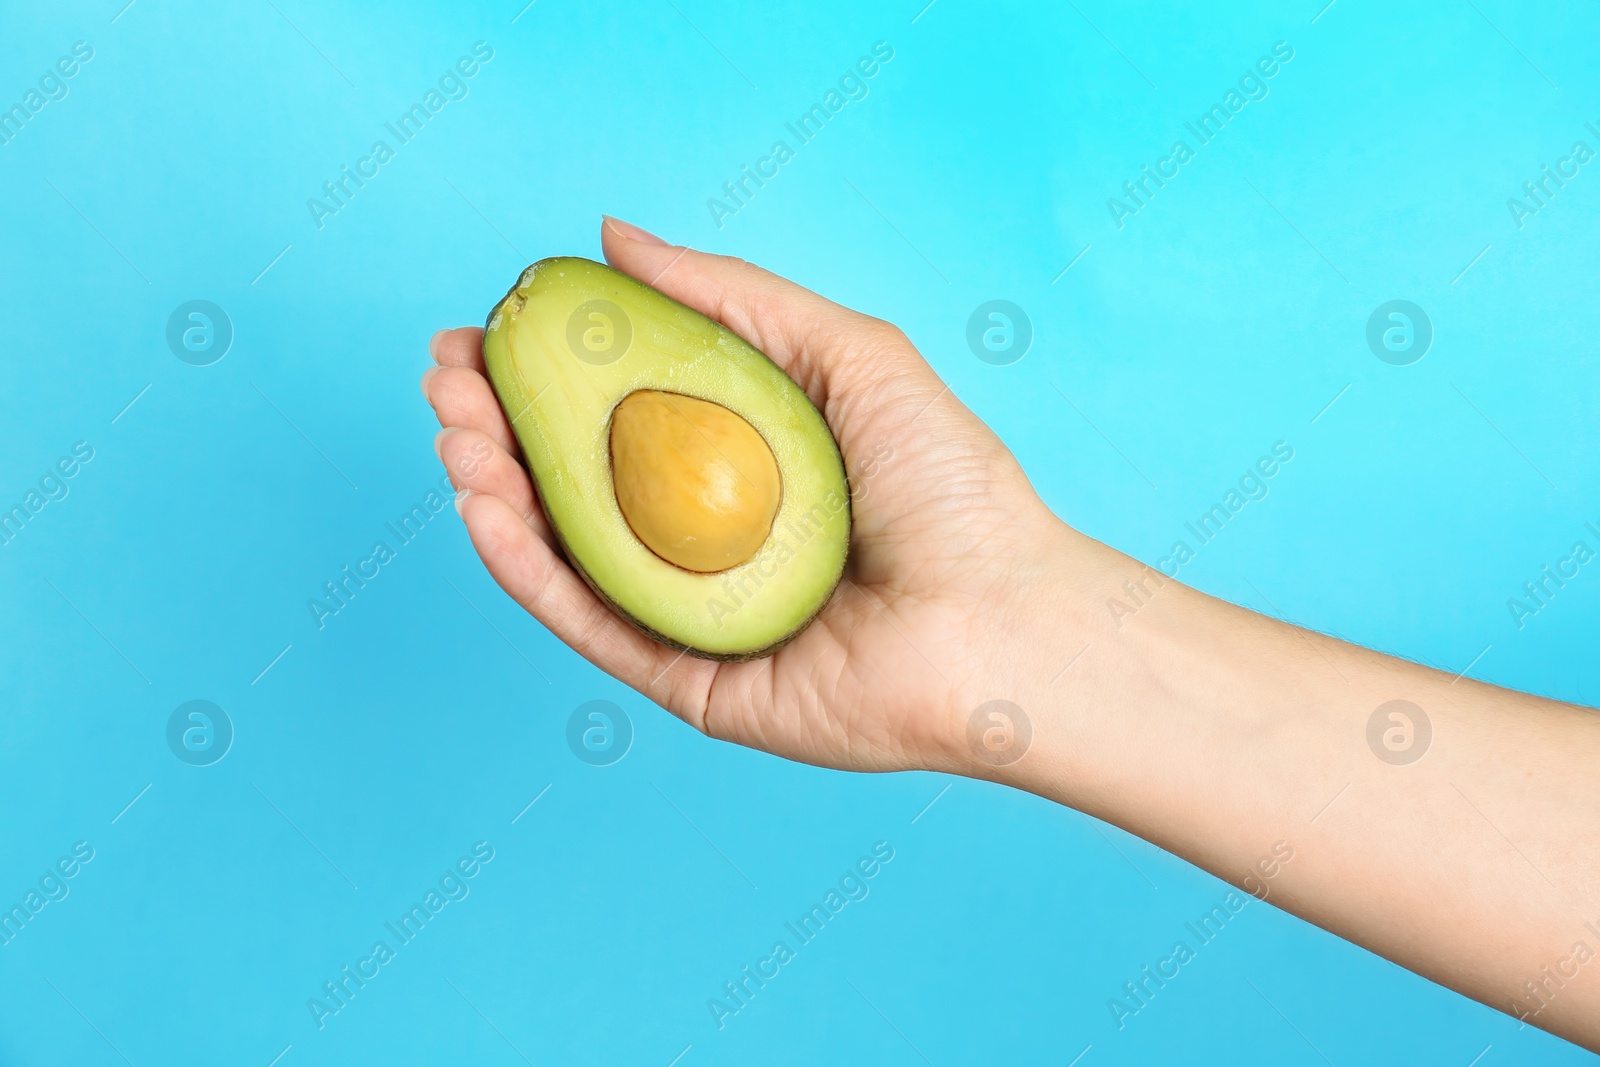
862, 317, 912, 349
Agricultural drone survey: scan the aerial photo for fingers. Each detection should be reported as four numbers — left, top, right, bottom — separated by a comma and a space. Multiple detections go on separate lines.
430, 326, 485, 371
457, 490, 712, 723
423, 325, 517, 458
435, 426, 543, 533
427, 320, 718, 726
423, 364, 521, 458
599, 216, 886, 402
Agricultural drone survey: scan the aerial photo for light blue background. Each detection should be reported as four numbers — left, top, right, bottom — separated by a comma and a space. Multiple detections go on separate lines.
2, 0, 1597, 1063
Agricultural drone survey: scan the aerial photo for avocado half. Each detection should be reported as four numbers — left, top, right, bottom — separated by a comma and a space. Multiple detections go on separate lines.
482, 257, 851, 661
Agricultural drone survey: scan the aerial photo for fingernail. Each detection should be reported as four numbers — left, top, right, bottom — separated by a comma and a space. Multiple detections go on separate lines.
420, 365, 440, 401
603, 215, 668, 246
429, 329, 448, 362
454, 488, 476, 516
433, 426, 459, 461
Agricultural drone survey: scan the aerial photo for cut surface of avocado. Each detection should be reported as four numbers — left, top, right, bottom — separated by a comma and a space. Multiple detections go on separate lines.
483, 257, 850, 659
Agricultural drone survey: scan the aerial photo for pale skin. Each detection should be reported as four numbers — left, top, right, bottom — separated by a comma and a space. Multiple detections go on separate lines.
423, 217, 1600, 1050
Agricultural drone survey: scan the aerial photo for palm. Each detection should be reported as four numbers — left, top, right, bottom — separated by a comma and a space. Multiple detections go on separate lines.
425, 222, 1050, 775
699, 365, 1044, 772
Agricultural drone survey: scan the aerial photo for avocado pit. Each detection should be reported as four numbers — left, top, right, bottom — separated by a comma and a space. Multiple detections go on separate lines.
609, 390, 781, 573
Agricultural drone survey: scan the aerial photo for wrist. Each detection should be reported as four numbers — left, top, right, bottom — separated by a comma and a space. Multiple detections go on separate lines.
995, 528, 1146, 797
929, 516, 1124, 784
965, 525, 1224, 812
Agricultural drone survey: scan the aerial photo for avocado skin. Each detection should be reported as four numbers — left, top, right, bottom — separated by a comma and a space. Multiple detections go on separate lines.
480, 258, 850, 662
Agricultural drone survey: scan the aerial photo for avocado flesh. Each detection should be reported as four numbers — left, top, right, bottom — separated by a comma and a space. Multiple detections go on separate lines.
482, 257, 851, 660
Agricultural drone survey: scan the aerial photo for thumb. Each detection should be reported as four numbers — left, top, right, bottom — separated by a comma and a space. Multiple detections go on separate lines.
598, 216, 885, 401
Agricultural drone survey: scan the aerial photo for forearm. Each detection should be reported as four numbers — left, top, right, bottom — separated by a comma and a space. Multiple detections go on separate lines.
1000, 526, 1600, 1048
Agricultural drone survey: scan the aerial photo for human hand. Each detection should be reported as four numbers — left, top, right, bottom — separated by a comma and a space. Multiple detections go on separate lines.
422, 217, 1090, 776
424, 221, 1600, 1050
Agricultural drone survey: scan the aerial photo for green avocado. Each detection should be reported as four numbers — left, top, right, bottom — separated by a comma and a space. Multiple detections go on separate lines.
482, 257, 851, 660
